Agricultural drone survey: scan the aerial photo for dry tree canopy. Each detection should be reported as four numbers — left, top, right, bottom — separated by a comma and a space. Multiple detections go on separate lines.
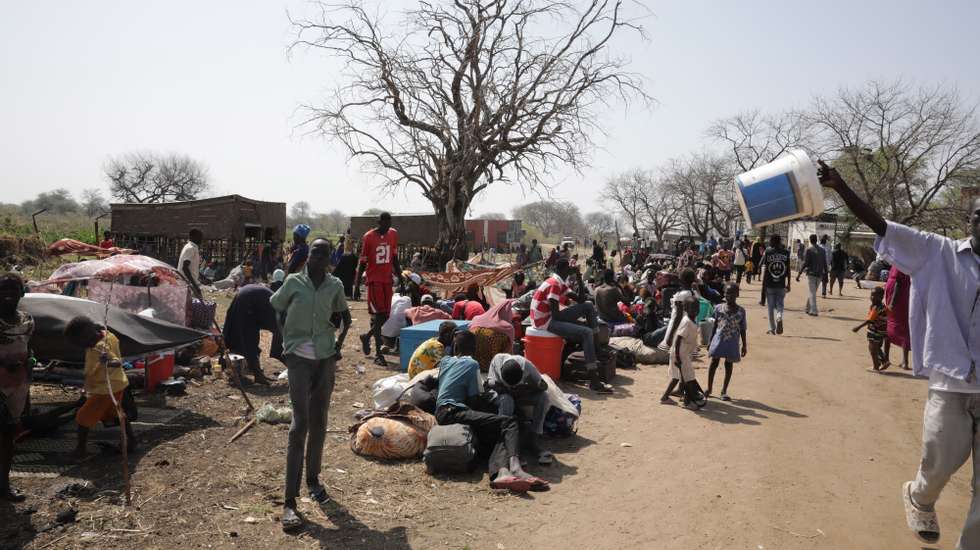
291, 0, 649, 245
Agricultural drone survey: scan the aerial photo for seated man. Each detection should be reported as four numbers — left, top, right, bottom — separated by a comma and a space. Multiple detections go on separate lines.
530, 258, 613, 394
487, 353, 552, 465
434, 331, 548, 493
594, 269, 627, 324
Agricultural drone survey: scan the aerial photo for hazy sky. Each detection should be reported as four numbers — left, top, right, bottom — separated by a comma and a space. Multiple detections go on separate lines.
2, 1, 978, 218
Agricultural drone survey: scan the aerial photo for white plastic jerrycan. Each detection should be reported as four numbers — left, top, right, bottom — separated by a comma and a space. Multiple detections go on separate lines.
734, 149, 824, 229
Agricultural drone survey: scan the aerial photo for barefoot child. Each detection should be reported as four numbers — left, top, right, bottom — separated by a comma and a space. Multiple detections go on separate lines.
706, 283, 747, 401
64, 316, 137, 458
852, 287, 889, 371
660, 293, 705, 409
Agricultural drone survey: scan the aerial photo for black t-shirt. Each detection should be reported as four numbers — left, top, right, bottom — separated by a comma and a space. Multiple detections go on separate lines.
761, 247, 790, 288
831, 250, 848, 272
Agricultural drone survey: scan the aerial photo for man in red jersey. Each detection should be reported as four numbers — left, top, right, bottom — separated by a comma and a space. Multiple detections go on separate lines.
355, 212, 403, 367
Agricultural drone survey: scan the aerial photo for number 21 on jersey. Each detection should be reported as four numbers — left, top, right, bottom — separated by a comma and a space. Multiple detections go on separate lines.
375, 244, 391, 264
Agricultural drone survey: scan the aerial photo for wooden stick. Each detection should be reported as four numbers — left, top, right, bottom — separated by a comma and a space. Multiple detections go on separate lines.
228, 418, 256, 444
99, 280, 132, 506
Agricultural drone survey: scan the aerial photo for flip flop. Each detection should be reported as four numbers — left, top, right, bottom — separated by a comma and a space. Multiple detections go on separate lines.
525, 476, 551, 492
490, 475, 532, 493
538, 451, 554, 466
903, 481, 940, 544
281, 506, 303, 532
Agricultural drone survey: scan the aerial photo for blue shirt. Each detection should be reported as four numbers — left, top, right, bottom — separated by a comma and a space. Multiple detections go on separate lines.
435, 356, 481, 409
875, 221, 979, 388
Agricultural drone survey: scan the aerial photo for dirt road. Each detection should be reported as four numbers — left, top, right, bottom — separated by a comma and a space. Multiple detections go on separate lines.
13, 279, 969, 550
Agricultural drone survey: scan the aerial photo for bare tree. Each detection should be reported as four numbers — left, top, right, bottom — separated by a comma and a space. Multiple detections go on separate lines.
289, 201, 314, 225
476, 212, 507, 220
291, 0, 648, 250
584, 211, 615, 241
104, 152, 210, 203
600, 169, 646, 237
808, 80, 980, 226
513, 200, 585, 239
663, 153, 738, 240
636, 175, 682, 245
80, 188, 109, 216
706, 109, 811, 173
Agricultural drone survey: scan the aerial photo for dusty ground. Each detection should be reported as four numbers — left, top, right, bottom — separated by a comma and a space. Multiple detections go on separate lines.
3, 278, 971, 550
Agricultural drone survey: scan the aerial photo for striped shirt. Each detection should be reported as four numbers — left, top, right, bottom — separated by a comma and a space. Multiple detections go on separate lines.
530, 275, 570, 329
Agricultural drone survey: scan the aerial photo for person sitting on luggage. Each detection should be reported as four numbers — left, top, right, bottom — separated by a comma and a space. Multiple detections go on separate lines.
594, 269, 627, 324
486, 353, 553, 466
434, 330, 549, 493
529, 258, 612, 394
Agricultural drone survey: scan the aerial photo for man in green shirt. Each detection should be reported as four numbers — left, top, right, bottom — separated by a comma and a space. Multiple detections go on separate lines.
270, 239, 351, 531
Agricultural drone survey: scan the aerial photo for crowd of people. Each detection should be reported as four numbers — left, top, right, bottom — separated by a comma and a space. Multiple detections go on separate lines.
1, 165, 976, 548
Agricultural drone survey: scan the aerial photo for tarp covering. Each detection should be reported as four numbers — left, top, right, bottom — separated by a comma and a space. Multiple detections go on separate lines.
421, 262, 527, 296
19, 294, 207, 364
47, 238, 136, 258
42, 254, 182, 286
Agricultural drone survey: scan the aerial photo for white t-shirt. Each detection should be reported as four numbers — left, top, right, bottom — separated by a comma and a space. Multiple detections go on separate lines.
178, 242, 201, 283
929, 370, 980, 394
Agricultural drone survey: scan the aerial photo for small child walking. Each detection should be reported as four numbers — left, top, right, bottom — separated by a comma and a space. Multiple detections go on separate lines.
852, 287, 890, 371
64, 316, 137, 459
660, 293, 705, 410
706, 283, 747, 401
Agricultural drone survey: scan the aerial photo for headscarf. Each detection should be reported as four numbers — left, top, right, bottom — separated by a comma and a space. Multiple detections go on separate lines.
272, 269, 286, 283
293, 224, 311, 238
468, 299, 515, 343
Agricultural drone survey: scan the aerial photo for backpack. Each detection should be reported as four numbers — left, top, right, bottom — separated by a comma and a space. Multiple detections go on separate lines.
423, 424, 479, 474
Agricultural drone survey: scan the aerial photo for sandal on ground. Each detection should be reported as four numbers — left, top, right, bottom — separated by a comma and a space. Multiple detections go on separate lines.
720, 393, 731, 402
589, 381, 613, 394
0, 487, 26, 502
660, 397, 675, 405
903, 481, 940, 544
373, 355, 389, 367
308, 482, 330, 504
281, 506, 303, 531
538, 451, 554, 466
525, 476, 551, 492
490, 475, 532, 493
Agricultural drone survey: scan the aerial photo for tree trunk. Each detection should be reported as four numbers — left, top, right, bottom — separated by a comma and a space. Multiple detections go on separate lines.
434, 194, 469, 265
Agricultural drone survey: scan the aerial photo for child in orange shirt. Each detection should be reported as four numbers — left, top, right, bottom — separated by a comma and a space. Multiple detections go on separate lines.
852, 287, 890, 371
64, 316, 137, 458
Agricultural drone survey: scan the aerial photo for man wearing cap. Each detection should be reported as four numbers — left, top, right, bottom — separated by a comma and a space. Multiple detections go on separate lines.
286, 224, 311, 275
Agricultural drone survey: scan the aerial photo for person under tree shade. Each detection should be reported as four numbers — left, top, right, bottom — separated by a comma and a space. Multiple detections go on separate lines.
270, 239, 352, 531
355, 212, 403, 367
818, 160, 980, 548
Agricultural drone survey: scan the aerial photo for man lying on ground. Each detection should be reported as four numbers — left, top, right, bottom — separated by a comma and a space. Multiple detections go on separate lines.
434, 330, 549, 493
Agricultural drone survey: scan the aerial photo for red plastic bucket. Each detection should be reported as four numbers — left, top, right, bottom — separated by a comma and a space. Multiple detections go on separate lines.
523, 328, 564, 380
145, 352, 175, 391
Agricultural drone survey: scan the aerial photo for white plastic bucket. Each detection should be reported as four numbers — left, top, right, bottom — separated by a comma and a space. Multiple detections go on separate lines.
734, 149, 824, 228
